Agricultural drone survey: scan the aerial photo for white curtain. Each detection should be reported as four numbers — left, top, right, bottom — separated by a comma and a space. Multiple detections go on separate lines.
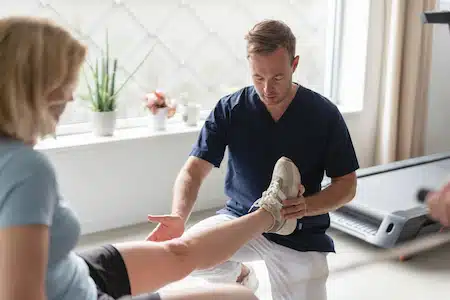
374, 0, 436, 164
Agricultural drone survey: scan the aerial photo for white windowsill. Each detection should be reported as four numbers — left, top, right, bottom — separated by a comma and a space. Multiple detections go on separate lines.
35, 105, 362, 152
337, 103, 364, 116
35, 121, 205, 152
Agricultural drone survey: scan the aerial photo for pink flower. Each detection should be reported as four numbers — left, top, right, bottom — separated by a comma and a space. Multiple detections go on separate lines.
144, 90, 176, 118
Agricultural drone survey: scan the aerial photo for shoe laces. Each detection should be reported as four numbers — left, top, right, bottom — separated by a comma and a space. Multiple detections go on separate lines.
261, 178, 282, 208
249, 178, 283, 216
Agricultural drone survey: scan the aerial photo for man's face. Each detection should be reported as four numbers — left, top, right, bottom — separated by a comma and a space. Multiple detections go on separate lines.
249, 47, 299, 106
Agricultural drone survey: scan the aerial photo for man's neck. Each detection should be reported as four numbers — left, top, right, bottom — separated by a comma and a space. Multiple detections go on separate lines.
265, 83, 298, 122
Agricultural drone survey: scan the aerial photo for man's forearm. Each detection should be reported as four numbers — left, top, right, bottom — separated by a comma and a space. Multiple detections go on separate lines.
171, 169, 202, 222
305, 174, 357, 216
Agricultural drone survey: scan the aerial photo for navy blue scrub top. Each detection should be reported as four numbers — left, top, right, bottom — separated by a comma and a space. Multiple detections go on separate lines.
190, 84, 359, 252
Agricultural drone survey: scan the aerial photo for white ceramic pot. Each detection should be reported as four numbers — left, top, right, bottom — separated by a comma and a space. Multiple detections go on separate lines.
185, 103, 201, 126
150, 107, 168, 131
92, 111, 117, 136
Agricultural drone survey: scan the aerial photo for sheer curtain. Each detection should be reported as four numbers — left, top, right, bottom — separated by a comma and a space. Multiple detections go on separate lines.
374, 0, 436, 164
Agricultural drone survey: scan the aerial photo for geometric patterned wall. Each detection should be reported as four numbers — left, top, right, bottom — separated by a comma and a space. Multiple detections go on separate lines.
0, 0, 333, 126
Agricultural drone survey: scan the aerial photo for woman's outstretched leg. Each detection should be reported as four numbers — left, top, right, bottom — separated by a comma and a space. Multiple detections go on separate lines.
115, 156, 300, 296
114, 208, 272, 295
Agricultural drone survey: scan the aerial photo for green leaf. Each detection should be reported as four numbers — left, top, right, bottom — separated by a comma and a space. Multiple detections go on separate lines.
111, 59, 117, 99
82, 68, 94, 103
105, 30, 110, 101
95, 59, 100, 109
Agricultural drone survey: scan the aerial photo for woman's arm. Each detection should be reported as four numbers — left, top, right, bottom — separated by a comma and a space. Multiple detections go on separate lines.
0, 224, 49, 300
0, 151, 57, 300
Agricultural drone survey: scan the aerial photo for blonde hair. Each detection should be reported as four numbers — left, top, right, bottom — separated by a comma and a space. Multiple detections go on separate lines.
245, 19, 296, 62
0, 16, 87, 142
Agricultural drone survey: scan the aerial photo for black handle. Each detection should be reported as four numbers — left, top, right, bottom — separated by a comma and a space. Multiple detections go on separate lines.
417, 188, 433, 203
422, 11, 450, 24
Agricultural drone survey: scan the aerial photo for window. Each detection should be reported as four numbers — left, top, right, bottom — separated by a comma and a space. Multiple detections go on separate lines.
1, 0, 343, 135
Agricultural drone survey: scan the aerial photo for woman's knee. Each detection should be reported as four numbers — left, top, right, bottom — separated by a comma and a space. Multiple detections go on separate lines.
165, 238, 190, 257
163, 239, 196, 278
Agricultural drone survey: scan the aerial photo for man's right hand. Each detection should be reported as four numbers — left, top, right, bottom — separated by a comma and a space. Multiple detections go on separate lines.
146, 214, 185, 242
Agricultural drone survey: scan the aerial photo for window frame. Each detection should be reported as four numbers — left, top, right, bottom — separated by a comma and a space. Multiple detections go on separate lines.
324, 0, 344, 103
56, 0, 345, 136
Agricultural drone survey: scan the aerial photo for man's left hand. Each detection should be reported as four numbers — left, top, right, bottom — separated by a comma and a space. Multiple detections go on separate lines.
282, 184, 307, 220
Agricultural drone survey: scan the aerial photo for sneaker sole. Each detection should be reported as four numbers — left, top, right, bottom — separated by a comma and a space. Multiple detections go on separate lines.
275, 157, 301, 235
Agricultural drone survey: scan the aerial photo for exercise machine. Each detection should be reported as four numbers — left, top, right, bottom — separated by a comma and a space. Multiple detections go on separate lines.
329, 10, 450, 250
329, 152, 449, 249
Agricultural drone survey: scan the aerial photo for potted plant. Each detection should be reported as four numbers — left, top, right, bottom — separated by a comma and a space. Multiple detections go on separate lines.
83, 32, 128, 136
144, 90, 176, 131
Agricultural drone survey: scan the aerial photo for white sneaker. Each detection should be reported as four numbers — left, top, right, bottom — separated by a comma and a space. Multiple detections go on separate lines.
249, 156, 301, 235
239, 264, 259, 293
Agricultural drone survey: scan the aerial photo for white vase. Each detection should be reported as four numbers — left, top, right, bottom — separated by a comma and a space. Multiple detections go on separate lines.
185, 103, 201, 126
92, 111, 117, 136
150, 107, 168, 131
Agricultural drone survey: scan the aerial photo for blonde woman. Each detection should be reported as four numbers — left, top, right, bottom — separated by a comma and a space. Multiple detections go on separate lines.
0, 16, 303, 300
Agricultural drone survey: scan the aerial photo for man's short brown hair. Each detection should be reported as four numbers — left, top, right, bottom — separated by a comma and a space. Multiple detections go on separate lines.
245, 19, 296, 62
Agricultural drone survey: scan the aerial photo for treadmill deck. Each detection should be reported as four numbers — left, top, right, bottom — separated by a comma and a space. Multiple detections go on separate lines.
329, 152, 450, 248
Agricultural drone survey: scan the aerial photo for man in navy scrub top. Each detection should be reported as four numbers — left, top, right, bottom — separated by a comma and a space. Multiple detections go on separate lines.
147, 19, 359, 300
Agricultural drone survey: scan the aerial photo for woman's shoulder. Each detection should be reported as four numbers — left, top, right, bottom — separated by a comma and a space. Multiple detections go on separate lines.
0, 140, 58, 227
0, 140, 56, 190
